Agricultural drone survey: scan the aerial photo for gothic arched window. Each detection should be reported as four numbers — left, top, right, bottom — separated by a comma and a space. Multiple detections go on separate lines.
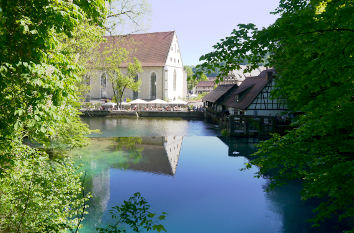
150, 72, 156, 99
101, 72, 107, 88
173, 69, 177, 91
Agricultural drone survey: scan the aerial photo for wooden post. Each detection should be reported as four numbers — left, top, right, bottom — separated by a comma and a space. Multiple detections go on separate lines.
259, 117, 265, 136
245, 117, 249, 136
228, 116, 233, 136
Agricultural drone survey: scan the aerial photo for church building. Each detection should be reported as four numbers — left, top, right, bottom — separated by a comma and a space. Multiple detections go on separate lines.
87, 31, 187, 101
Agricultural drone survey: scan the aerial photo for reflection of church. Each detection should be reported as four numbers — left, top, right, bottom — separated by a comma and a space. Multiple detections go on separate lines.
81, 136, 183, 230
115, 136, 183, 176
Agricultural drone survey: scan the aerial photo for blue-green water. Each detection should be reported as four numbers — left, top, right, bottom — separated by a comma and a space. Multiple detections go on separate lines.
73, 118, 328, 233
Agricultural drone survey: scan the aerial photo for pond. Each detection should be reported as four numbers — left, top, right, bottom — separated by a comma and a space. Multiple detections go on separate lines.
73, 117, 330, 233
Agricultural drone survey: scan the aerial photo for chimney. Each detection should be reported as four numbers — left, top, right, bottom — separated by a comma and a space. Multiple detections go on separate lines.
267, 71, 273, 81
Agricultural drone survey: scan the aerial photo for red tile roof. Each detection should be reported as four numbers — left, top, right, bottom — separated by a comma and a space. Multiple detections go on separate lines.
101, 31, 175, 67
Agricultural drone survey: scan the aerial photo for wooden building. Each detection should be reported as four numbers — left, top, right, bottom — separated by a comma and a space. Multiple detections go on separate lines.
222, 70, 287, 116
195, 80, 215, 94
203, 70, 289, 136
202, 84, 238, 121
203, 70, 287, 117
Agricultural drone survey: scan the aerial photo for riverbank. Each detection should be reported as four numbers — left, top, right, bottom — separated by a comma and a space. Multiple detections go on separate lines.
80, 110, 204, 119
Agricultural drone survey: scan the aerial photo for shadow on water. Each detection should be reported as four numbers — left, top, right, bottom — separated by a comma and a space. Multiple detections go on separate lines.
219, 136, 345, 233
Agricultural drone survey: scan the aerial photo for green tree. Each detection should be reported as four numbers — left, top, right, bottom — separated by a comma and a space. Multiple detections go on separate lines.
185, 65, 208, 93
102, 46, 143, 107
0, 146, 89, 232
196, 0, 354, 229
184, 65, 195, 92
0, 0, 108, 231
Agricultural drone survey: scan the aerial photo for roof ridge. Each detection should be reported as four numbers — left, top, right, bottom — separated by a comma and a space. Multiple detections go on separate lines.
106, 31, 175, 37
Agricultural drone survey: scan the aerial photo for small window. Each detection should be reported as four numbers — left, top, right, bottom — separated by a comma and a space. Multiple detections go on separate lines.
174, 58, 176, 63
173, 69, 177, 91
101, 73, 107, 88
170, 57, 172, 62
150, 72, 157, 99
235, 95, 239, 102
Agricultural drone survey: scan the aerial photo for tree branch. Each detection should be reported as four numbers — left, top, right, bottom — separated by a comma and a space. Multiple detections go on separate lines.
107, 10, 134, 18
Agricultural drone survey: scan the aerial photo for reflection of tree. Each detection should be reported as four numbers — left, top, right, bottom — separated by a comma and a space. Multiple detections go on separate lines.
264, 181, 346, 233
112, 137, 143, 167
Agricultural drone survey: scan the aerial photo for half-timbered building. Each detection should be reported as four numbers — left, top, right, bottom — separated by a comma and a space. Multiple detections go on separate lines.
222, 70, 287, 116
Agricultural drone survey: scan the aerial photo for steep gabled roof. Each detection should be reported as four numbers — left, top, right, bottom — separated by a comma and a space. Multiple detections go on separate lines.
222, 70, 274, 110
102, 31, 175, 67
202, 84, 237, 103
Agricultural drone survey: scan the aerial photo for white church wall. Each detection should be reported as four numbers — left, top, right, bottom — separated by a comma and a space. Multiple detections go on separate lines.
87, 32, 187, 101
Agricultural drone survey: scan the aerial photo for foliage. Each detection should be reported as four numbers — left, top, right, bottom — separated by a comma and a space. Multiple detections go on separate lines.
184, 65, 195, 92
0, 0, 105, 154
0, 144, 89, 233
196, 0, 354, 229
96, 192, 167, 233
185, 65, 209, 92
0, 0, 108, 231
101, 46, 143, 107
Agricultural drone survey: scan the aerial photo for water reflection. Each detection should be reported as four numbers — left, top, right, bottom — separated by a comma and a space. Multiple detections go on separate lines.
82, 117, 219, 137
71, 135, 331, 233
217, 136, 258, 157
72, 136, 183, 232
111, 137, 183, 176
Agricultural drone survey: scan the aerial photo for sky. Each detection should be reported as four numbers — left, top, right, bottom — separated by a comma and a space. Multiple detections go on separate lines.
146, 0, 280, 65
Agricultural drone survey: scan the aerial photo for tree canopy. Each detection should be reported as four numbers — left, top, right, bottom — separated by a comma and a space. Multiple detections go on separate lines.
196, 0, 353, 229
0, 0, 108, 231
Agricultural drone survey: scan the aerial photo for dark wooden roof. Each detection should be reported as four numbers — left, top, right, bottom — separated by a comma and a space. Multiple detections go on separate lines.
196, 80, 215, 88
202, 84, 237, 103
101, 31, 175, 67
222, 70, 274, 110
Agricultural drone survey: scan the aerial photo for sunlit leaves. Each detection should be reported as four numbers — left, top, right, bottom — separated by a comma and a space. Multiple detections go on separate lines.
96, 192, 167, 233
0, 145, 90, 232
0, 0, 108, 231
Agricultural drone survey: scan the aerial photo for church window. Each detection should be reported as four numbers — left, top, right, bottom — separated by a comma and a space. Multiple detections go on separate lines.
173, 69, 177, 91
101, 72, 107, 88
150, 72, 156, 99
